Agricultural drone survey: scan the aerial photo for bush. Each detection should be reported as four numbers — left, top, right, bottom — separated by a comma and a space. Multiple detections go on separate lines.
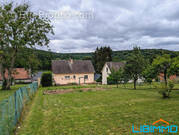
160, 82, 167, 89
145, 78, 152, 84
96, 76, 102, 82
155, 77, 160, 82
159, 90, 169, 99
168, 80, 175, 90
78, 89, 83, 92
158, 80, 175, 99
41, 72, 52, 87
69, 83, 78, 85
152, 82, 159, 89
107, 76, 116, 85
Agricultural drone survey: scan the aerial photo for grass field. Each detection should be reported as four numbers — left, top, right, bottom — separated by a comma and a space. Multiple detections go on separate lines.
16, 83, 179, 135
0, 84, 26, 102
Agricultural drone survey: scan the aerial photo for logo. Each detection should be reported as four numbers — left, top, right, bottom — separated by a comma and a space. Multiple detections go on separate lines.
132, 119, 178, 133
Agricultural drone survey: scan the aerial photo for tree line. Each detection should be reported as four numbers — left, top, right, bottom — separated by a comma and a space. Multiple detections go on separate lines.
15, 47, 179, 72
1, 2, 179, 91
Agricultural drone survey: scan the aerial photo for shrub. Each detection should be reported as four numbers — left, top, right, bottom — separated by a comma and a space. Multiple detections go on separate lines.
96, 76, 102, 82
145, 78, 152, 84
107, 76, 116, 85
41, 72, 52, 87
69, 83, 78, 85
152, 82, 159, 89
158, 80, 175, 99
155, 77, 160, 82
160, 82, 167, 89
168, 80, 175, 90
78, 89, 83, 92
159, 90, 169, 99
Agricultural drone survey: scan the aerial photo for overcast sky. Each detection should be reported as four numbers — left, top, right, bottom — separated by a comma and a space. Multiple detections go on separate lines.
3, 0, 179, 52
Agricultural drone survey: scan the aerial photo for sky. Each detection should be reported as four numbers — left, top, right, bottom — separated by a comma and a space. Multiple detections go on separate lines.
2, 0, 179, 52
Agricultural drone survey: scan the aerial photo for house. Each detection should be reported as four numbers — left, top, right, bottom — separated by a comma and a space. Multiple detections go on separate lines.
0, 68, 32, 84
159, 73, 179, 82
102, 62, 144, 84
102, 62, 125, 84
52, 59, 95, 85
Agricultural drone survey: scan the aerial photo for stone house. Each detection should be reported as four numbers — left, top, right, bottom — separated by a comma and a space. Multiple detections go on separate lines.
52, 59, 95, 85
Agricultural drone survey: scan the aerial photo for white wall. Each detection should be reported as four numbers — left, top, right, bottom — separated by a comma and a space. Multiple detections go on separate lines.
102, 64, 111, 84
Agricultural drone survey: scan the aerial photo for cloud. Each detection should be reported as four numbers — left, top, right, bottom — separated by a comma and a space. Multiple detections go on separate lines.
7, 0, 179, 52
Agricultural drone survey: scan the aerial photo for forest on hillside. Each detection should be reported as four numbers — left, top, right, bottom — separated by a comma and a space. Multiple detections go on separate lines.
15, 48, 179, 71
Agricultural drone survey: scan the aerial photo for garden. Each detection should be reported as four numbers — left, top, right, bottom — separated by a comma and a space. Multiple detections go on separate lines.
16, 83, 179, 135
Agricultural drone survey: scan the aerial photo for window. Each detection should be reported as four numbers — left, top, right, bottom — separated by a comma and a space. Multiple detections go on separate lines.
84, 75, 88, 80
73, 75, 76, 79
65, 76, 70, 79
106, 67, 108, 72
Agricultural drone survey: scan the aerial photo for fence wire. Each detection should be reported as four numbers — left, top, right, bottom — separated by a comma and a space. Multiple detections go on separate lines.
0, 82, 38, 135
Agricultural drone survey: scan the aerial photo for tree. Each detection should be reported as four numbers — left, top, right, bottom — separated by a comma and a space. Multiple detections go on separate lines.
121, 70, 130, 88
107, 68, 123, 88
124, 47, 145, 89
170, 56, 179, 76
15, 48, 40, 76
153, 55, 179, 98
82, 56, 92, 60
142, 64, 158, 85
159, 80, 175, 98
93, 46, 112, 73
0, 3, 53, 90
152, 54, 173, 87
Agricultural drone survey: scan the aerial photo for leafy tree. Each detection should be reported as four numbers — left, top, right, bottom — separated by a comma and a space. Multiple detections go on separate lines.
82, 56, 92, 60
121, 71, 130, 88
170, 56, 179, 76
93, 46, 112, 73
153, 55, 179, 98
0, 2, 53, 90
159, 80, 175, 98
142, 65, 158, 85
124, 47, 145, 89
152, 54, 173, 87
112, 56, 120, 62
107, 68, 123, 88
15, 48, 40, 75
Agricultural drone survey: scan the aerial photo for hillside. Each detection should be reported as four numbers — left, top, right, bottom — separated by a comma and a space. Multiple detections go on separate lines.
16, 48, 179, 71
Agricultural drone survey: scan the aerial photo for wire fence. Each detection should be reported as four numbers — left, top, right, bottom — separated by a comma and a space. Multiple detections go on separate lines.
0, 82, 38, 135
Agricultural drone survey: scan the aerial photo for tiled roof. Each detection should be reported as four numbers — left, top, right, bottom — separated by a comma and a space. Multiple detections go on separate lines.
159, 73, 176, 81
52, 60, 95, 74
0, 68, 31, 80
106, 62, 125, 71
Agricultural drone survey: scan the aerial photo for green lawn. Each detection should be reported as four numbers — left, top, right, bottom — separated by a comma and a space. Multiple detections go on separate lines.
16, 84, 179, 135
0, 84, 26, 102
